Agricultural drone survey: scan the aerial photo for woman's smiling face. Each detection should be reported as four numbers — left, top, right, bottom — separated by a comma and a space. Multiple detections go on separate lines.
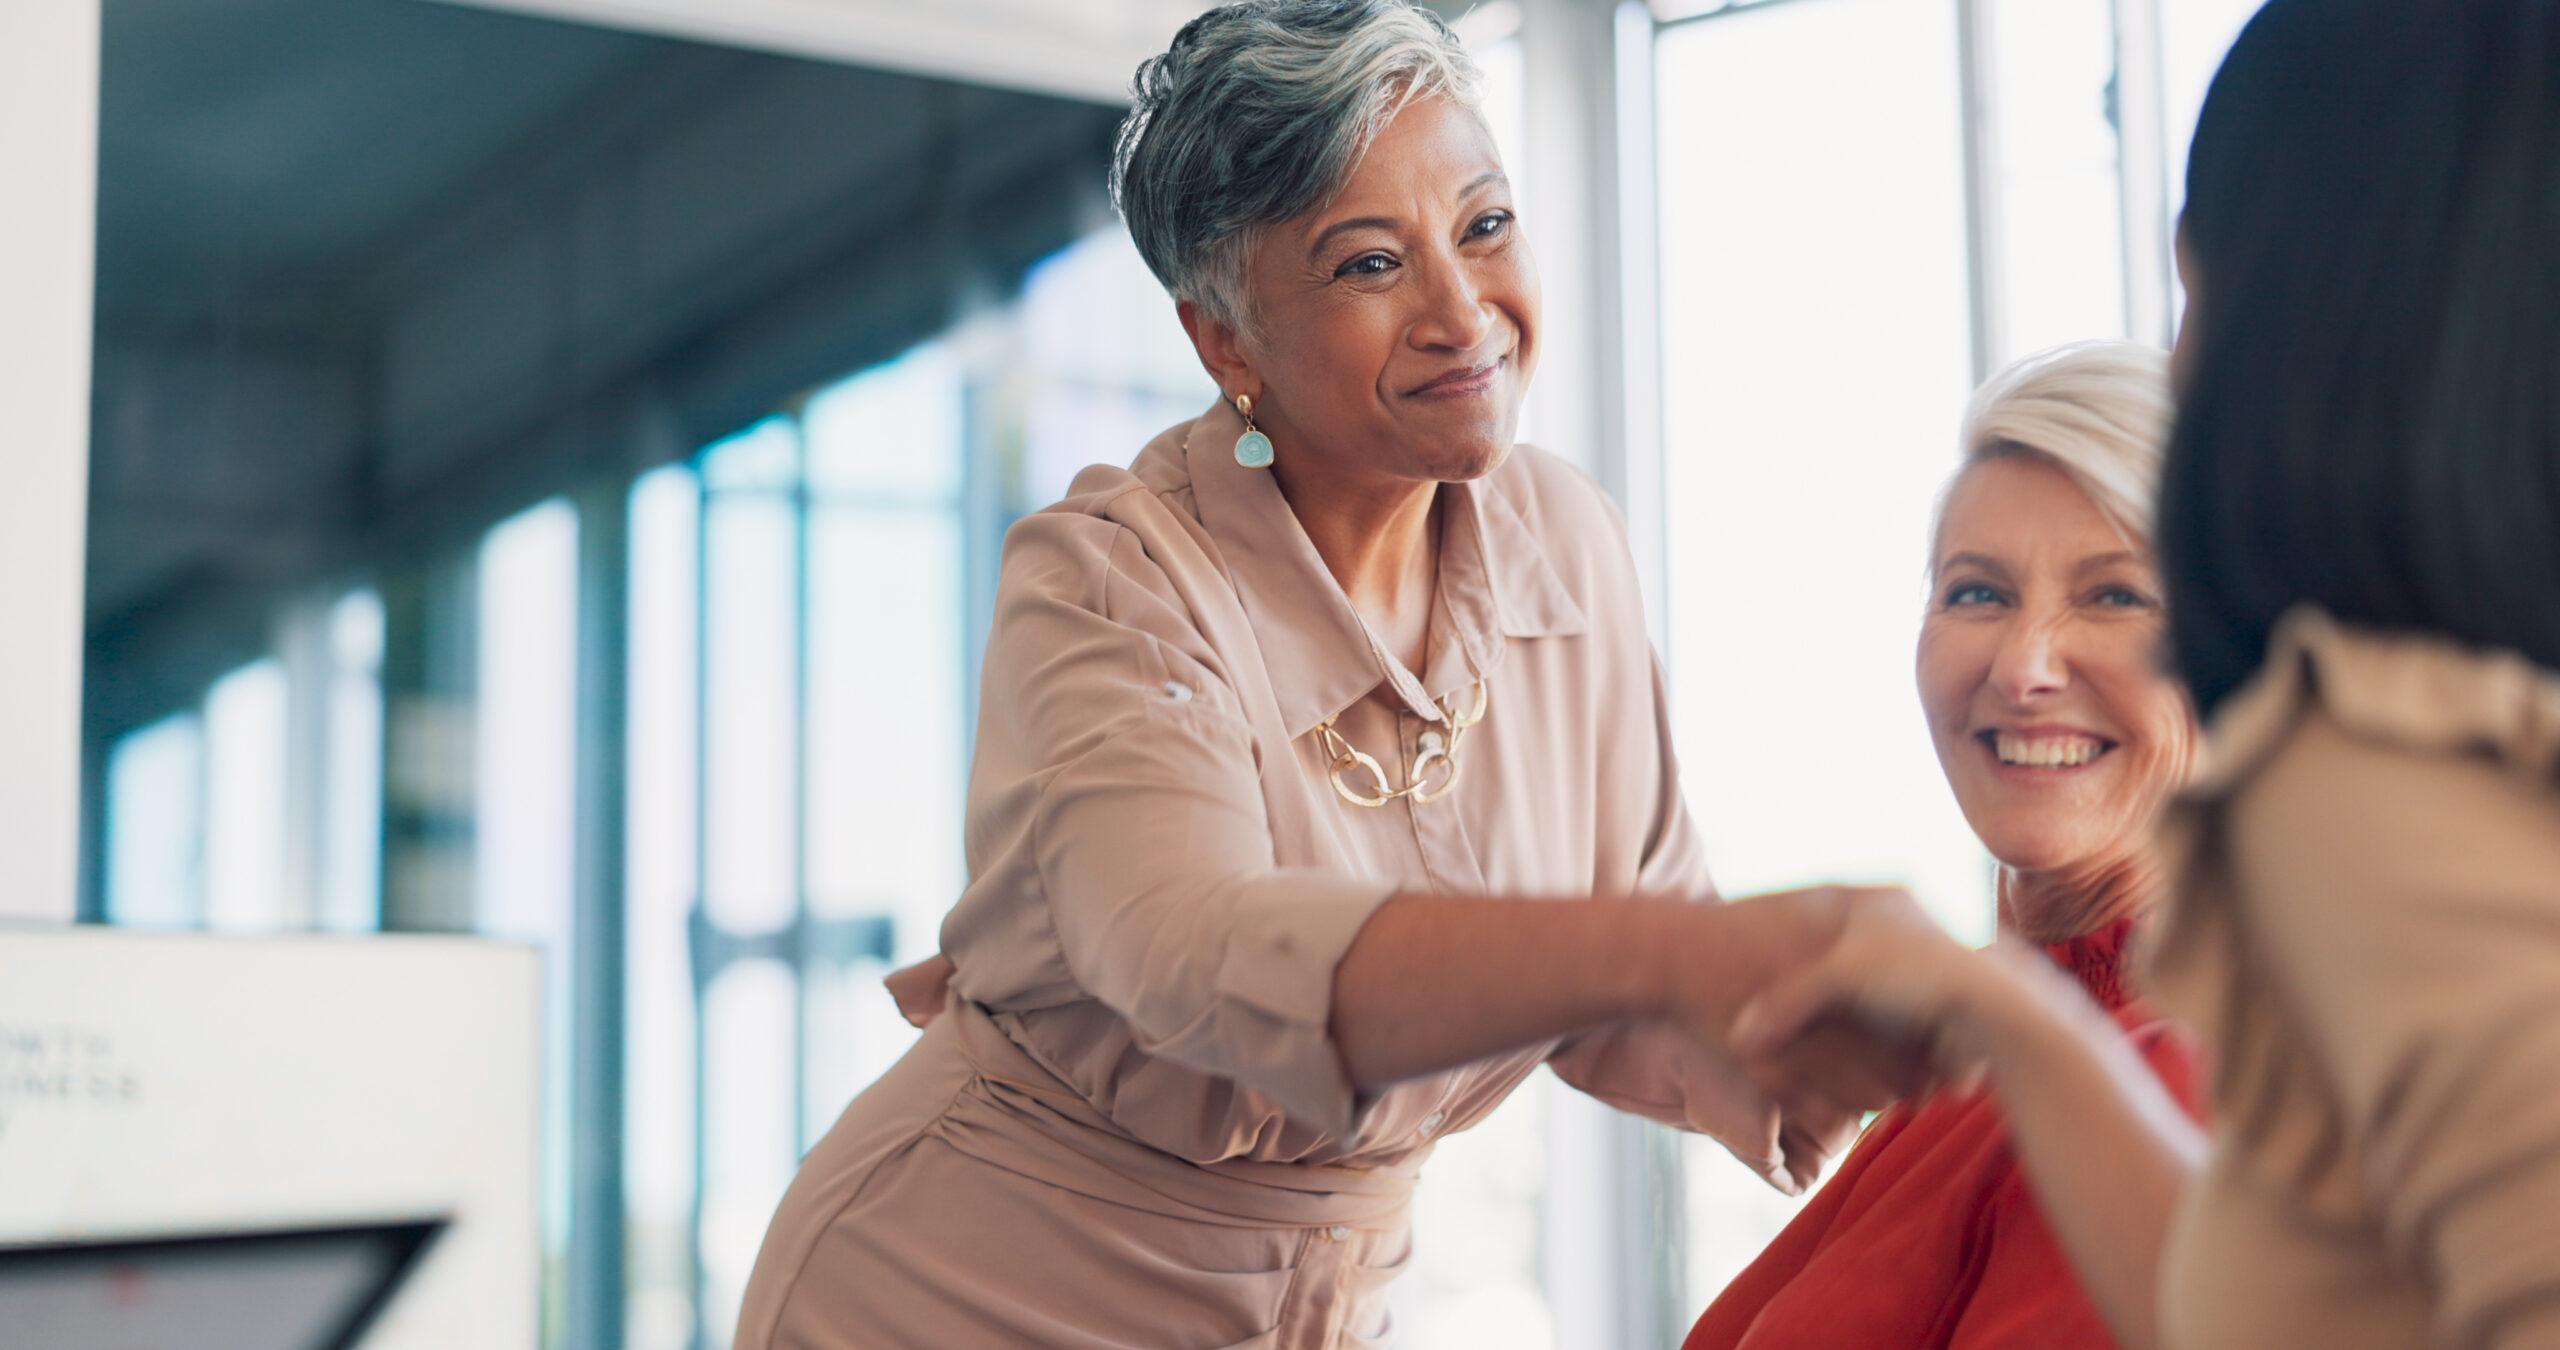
1917, 455, 2197, 876
1218, 94, 1538, 486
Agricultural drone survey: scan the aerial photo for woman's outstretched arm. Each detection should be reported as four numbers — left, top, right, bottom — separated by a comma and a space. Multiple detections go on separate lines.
1327, 891, 1836, 1092
1330, 888, 1912, 1193
889, 884, 1906, 1188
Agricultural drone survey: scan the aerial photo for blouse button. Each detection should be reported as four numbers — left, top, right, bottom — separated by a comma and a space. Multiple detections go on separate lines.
1160, 681, 1193, 703
1418, 1110, 1446, 1137
1417, 730, 1446, 754
1327, 1225, 1352, 1242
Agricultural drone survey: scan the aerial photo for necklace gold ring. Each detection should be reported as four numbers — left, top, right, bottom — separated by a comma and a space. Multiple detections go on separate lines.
1314, 678, 1489, 808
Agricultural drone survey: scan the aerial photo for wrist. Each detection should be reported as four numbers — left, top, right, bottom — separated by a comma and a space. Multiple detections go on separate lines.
1639, 895, 1817, 1031
1967, 941, 2094, 1075
1629, 901, 1706, 1024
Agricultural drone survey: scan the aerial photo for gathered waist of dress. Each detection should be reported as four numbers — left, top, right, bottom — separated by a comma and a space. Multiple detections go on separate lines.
929, 997, 1419, 1230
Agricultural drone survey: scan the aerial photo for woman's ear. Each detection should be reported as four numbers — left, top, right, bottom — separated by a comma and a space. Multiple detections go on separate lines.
1178, 297, 1259, 406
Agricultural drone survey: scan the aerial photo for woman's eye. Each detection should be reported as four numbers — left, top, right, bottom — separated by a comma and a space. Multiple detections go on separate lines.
2093, 586, 2156, 609
1336, 252, 1396, 278
1468, 210, 1513, 240
1944, 583, 2003, 608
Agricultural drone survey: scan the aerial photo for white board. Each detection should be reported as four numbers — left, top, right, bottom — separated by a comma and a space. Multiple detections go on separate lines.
0, 926, 540, 1348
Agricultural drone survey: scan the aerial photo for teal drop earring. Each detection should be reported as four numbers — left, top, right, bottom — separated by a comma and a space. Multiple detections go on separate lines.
1232, 393, 1275, 469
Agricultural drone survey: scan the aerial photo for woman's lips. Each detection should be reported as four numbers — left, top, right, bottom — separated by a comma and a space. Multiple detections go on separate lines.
1406, 356, 1504, 399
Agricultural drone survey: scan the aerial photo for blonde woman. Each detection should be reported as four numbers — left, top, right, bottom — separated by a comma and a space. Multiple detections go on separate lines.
1690, 343, 2208, 1350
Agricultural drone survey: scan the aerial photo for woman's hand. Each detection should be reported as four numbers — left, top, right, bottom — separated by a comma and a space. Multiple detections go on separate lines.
1726, 887, 2009, 1093
1661, 886, 1940, 1117
885, 954, 955, 1028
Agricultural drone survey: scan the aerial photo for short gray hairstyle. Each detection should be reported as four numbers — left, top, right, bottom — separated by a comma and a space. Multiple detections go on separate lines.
1935, 340, 2175, 561
1111, 0, 1483, 332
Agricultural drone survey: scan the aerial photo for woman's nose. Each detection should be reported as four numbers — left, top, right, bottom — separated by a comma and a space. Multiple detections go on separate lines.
1412, 261, 1494, 351
1990, 622, 2069, 703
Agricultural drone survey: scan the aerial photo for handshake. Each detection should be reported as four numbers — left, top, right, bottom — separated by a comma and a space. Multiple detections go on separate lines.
1659, 883, 2103, 1195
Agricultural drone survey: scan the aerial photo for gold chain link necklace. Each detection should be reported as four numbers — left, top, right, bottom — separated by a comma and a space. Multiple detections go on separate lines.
1313, 677, 1490, 808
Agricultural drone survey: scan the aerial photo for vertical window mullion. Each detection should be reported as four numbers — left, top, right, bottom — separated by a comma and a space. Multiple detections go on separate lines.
2112, 0, 2177, 345
790, 424, 814, 1161
687, 468, 714, 1350
1957, 0, 2004, 384
570, 476, 633, 1350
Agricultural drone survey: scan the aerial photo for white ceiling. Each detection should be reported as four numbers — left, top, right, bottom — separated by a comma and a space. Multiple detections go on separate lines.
428, 0, 1215, 102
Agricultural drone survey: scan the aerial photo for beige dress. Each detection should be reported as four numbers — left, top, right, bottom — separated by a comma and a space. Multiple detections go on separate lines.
2147, 609, 2560, 1349
734, 402, 1779, 1349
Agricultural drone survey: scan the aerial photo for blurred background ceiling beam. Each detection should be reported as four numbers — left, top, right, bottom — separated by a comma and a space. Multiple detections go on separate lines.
424, 0, 1220, 103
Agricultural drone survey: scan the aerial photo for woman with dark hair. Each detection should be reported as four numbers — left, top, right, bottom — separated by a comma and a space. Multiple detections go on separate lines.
1730, 1, 2560, 1347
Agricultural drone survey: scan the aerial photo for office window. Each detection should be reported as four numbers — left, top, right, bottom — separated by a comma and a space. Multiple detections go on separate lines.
696, 955, 800, 1343
801, 346, 969, 1130
1013, 231, 1216, 510
1400, 1080, 1557, 1347
1654, 0, 1988, 1310
667, 360, 985, 1346
701, 420, 803, 941
1983, 0, 2129, 361
625, 463, 702, 1350
693, 419, 806, 1347
203, 659, 291, 932
321, 587, 387, 933
475, 496, 583, 1333
104, 712, 206, 927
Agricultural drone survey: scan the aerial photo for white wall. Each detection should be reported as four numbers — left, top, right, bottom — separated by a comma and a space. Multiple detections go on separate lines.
0, 928, 543, 1348
0, 1, 100, 925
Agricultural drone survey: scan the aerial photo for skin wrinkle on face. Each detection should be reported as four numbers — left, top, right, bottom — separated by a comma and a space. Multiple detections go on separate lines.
1917, 456, 2199, 943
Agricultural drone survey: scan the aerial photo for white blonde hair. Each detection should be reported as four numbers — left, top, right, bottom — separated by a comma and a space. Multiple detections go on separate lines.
1935, 340, 2175, 562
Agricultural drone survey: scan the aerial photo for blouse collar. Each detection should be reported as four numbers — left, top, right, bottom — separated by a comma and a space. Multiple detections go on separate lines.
2187, 605, 2560, 803
1170, 399, 1587, 739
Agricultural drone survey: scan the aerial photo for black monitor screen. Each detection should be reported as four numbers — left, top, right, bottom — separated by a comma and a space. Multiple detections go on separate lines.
0, 1218, 446, 1350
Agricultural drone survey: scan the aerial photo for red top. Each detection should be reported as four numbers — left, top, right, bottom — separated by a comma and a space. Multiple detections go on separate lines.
1683, 919, 2207, 1350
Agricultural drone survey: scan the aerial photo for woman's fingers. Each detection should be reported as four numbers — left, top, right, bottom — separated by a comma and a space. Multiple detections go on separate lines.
1775, 1092, 1867, 1190
1729, 961, 1853, 1059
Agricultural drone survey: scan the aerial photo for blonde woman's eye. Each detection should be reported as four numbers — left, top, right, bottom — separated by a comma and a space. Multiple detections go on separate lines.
2095, 586, 2155, 608
1944, 583, 2002, 608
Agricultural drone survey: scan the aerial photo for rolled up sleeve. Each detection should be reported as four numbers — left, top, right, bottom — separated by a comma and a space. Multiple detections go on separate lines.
945, 512, 1395, 1133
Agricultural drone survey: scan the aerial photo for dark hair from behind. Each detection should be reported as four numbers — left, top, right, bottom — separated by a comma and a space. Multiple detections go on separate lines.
2158, 0, 2560, 718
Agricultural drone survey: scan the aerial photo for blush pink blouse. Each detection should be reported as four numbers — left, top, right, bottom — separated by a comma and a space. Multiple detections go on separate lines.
735, 401, 1779, 1350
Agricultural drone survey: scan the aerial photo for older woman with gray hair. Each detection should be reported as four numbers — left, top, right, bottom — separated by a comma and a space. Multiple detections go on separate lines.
734, 4, 1883, 1345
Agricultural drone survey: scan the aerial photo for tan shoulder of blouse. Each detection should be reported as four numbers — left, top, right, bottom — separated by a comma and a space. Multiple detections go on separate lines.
2146, 608, 2560, 1350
